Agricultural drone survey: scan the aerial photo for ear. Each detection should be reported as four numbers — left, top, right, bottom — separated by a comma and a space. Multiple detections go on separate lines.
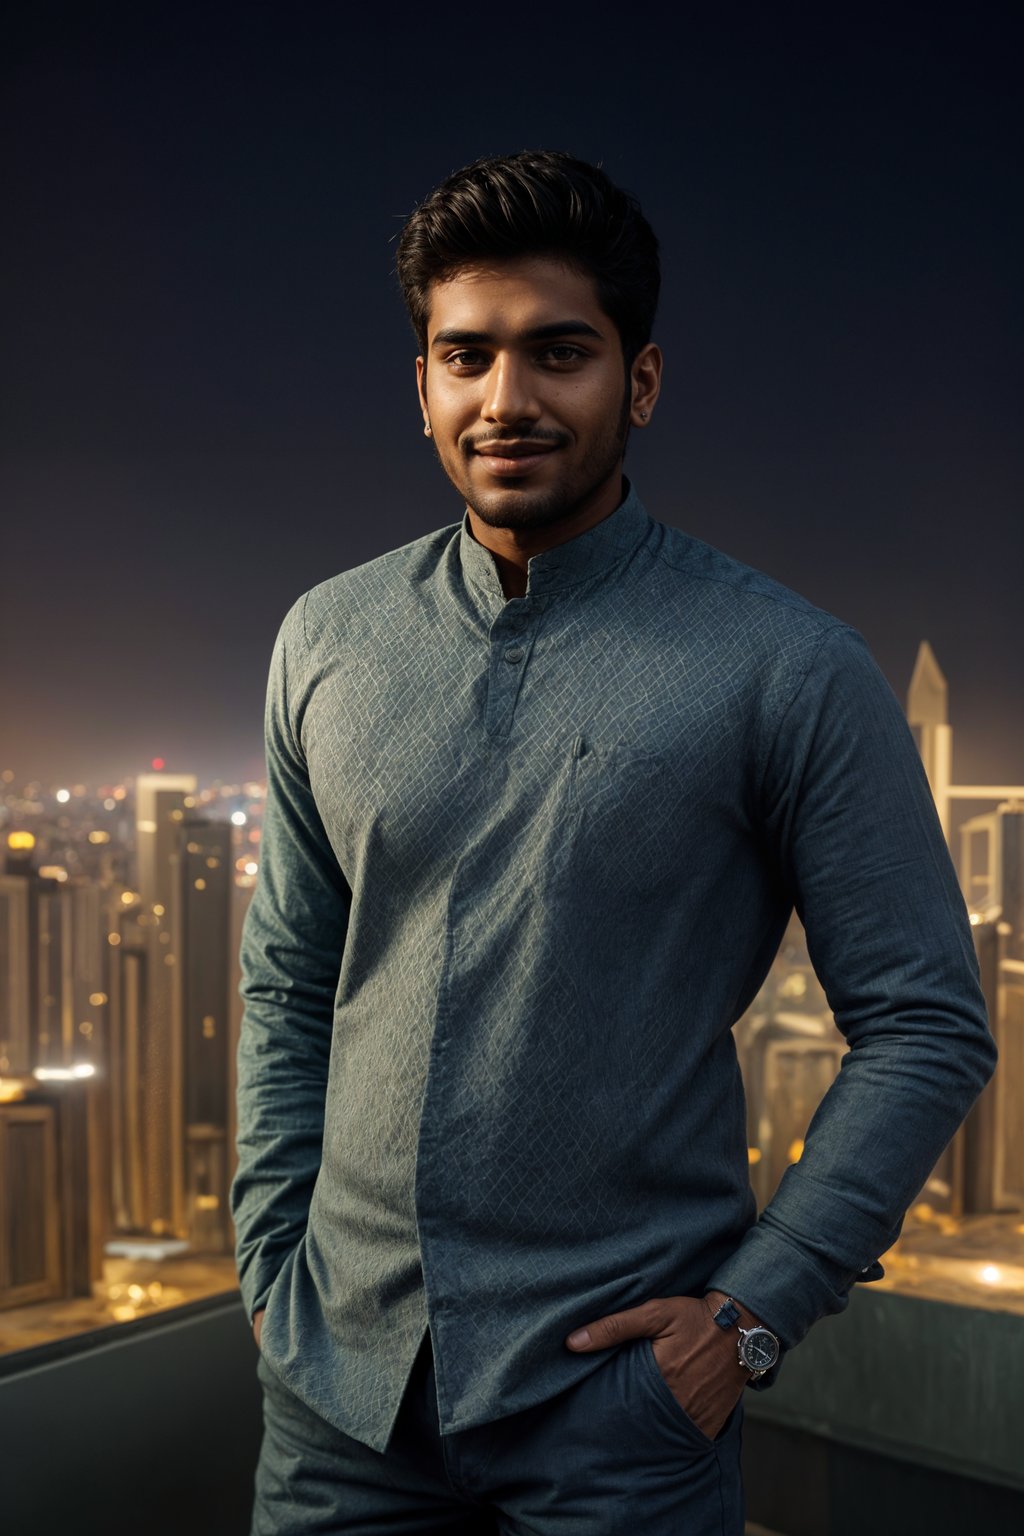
416, 356, 430, 432
629, 342, 663, 427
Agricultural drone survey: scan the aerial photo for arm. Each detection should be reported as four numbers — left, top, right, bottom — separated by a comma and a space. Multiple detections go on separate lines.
229, 596, 351, 1333
570, 623, 997, 1431
704, 624, 998, 1366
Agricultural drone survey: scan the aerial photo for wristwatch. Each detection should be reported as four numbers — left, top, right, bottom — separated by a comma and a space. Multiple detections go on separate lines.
707, 1295, 781, 1378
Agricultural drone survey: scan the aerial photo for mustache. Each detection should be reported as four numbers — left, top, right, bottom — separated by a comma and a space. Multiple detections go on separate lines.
466, 432, 567, 452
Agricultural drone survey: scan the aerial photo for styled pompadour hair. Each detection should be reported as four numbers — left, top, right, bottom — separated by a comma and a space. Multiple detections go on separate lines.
395, 150, 660, 371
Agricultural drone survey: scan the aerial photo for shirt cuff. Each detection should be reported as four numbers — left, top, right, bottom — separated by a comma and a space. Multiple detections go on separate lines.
703, 1223, 886, 1390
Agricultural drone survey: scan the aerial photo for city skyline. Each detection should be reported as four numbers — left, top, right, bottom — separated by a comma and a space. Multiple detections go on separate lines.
2, 642, 1021, 1355
2, 648, 1024, 1345
2, 630, 1019, 793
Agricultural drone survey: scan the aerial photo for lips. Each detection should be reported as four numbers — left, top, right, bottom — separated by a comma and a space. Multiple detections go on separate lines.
474, 442, 559, 477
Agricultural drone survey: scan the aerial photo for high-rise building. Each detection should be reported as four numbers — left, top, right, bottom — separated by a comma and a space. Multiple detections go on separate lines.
135, 772, 198, 911
0, 871, 31, 1075
105, 790, 237, 1251
957, 802, 1024, 1212
177, 817, 232, 1252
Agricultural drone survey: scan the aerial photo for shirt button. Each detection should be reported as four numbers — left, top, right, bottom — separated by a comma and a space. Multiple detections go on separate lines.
504, 646, 525, 665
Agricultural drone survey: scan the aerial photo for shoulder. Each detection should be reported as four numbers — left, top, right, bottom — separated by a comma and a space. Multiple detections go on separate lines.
284, 521, 463, 652
633, 514, 891, 758
642, 515, 863, 681
646, 518, 838, 638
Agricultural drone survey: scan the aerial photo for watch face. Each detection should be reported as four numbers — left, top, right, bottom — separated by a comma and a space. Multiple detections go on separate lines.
740, 1328, 779, 1371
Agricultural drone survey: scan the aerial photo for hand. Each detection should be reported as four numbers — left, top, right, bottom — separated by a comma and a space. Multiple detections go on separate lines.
253, 1308, 266, 1350
565, 1292, 754, 1440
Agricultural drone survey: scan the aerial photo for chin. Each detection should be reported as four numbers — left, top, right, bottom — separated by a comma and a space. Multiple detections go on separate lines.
464, 473, 598, 531
467, 494, 570, 530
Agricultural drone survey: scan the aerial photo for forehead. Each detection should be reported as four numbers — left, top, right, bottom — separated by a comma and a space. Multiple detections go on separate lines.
424, 255, 608, 338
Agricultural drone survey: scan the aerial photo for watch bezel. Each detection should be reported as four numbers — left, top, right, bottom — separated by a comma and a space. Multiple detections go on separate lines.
737, 1324, 780, 1374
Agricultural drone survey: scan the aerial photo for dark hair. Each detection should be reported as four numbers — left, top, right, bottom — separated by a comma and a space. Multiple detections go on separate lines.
395, 150, 660, 370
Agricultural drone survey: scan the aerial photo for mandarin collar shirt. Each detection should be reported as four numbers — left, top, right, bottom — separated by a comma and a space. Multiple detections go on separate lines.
231, 479, 995, 1454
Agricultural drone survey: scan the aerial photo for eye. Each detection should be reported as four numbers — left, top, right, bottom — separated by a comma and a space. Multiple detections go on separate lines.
543, 344, 586, 363
445, 350, 487, 370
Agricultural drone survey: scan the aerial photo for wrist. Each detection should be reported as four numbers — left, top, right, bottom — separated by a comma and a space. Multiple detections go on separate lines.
703, 1288, 763, 1332
703, 1291, 781, 1380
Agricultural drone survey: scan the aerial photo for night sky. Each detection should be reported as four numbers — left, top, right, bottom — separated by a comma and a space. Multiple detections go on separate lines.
3, 5, 1021, 794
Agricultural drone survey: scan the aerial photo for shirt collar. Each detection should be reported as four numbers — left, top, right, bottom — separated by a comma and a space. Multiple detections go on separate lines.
458, 476, 650, 601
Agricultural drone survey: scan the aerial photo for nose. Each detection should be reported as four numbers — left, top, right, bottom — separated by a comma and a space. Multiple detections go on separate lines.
481, 352, 542, 426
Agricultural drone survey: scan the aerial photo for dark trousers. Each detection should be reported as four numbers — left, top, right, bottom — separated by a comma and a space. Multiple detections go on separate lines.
250, 1329, 745, 1534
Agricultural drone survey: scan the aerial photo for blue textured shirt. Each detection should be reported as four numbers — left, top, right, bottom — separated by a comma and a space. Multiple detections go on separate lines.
230, 478, 996, 1454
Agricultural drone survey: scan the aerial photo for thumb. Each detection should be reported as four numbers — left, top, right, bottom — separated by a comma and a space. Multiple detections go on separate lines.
565, 1300, 664, 1352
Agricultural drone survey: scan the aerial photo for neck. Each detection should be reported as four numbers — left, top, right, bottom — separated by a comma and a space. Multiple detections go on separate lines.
466, 473, 626, 601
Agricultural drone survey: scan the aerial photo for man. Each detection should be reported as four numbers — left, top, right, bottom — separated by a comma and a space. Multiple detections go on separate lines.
231, 151, 997, 1534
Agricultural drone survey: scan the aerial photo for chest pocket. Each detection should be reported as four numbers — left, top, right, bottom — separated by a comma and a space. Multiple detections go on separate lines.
568, 738, 688, 896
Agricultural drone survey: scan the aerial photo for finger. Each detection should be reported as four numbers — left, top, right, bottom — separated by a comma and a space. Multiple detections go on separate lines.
565, 1300, 666, 1351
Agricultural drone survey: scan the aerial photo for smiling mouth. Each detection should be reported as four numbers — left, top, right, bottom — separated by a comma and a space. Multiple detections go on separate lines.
473, 442, 560, 476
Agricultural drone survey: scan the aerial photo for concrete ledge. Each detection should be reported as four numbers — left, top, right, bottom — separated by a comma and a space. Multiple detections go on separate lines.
743, 1285, 1023, 1491
0, 1295, 261, 1536
1, 1285, 1020, 1536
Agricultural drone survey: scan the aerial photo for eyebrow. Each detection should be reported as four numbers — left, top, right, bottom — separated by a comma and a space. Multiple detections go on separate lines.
430, 320, 605, 350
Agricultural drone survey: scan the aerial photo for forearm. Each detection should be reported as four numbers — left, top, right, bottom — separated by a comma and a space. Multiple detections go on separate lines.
231, 1008, 330, 1319
707, 986, 995, 1355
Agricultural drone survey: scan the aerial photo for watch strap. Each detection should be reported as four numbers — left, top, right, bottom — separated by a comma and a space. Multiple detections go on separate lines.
707, 1295, 741, 1330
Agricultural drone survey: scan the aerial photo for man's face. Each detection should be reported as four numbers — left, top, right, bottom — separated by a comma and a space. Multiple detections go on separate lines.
415, 256, 644, 533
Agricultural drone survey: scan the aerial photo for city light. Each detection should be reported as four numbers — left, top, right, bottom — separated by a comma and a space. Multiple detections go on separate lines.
33, 1064, 97, 1082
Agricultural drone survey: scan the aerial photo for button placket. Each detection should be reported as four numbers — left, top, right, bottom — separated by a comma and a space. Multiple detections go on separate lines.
483, 606, 537, 739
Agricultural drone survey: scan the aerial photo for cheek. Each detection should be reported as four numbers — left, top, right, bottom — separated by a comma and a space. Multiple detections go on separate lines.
428, 386, 474, 436
560, 376, 623, 420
